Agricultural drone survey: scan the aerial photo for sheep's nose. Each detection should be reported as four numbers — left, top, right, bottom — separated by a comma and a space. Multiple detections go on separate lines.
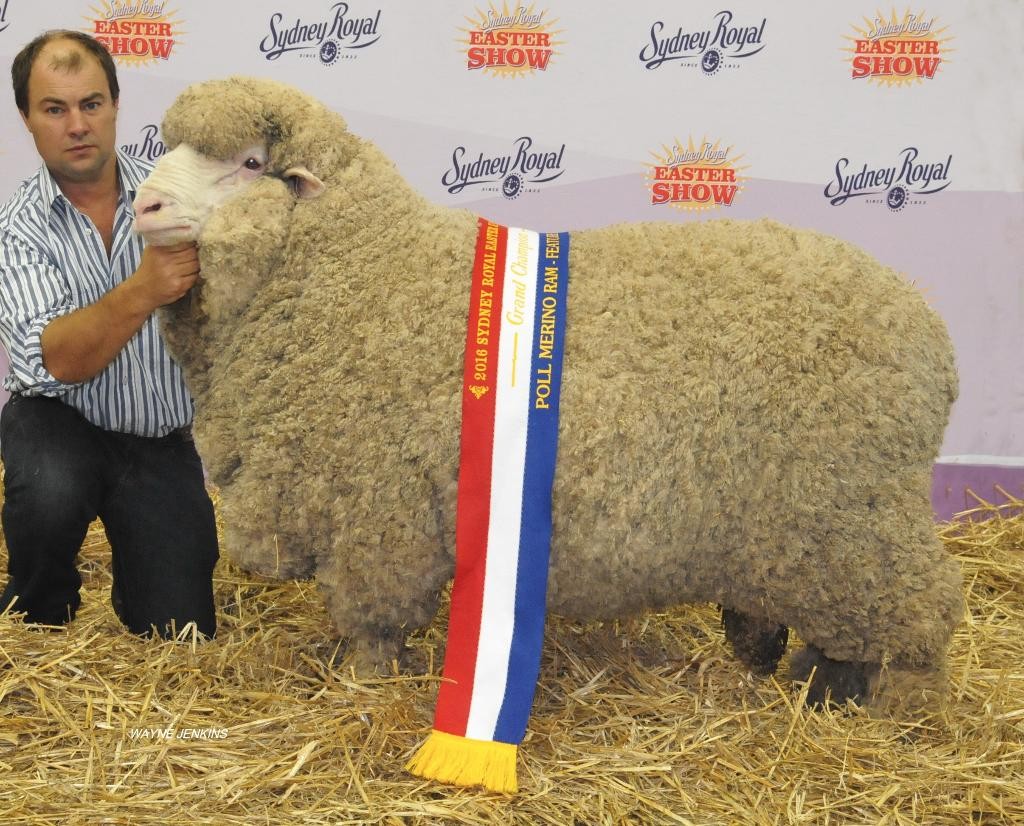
133, 193, 165, 215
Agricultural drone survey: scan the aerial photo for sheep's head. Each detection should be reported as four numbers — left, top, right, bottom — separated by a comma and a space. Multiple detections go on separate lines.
133, 76, 356, 245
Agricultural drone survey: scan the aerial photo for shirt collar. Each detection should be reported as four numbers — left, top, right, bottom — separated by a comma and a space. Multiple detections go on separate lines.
37, 148, 148, 222
36, 164, 63, 221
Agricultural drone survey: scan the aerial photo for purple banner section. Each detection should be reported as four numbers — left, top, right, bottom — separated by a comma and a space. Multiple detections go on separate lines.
932, 462, 1024, 522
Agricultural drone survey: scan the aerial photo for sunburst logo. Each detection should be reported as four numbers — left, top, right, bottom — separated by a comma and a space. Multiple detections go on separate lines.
845, 8, 953, 85
460, 3, 564, 77
86, 1, 184, 65
0, 0, 12, 35
647, 137, 748, 212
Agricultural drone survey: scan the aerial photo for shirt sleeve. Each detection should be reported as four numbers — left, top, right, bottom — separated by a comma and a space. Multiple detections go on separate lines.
0, 229, 82, 396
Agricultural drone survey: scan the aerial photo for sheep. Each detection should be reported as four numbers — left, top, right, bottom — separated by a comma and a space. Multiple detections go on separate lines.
134, 76, 964, 710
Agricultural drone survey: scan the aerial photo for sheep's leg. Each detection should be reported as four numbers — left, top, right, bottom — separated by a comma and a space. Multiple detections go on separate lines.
314, 474, 455, 674
218, 480, 318, 580
315, 568, 402, 673
780, 476, 963, 712
315, 557, 447, 674
788, 644, 870, 708
720, 607, 789, 676
337, 623, 407, 674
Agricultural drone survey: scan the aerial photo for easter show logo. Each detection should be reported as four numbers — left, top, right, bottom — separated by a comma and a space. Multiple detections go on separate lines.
824, 147, 952, 212
259, 2, 382, 66
442, 136, 566, 200
460, 3, 564, 77
844, 8, 953, 85
639, 9, 766, 75
646, 137, 747, 211
86, 1, 183, 64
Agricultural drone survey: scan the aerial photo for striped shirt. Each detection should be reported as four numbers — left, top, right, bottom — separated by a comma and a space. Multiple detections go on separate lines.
0, 149, 193, 437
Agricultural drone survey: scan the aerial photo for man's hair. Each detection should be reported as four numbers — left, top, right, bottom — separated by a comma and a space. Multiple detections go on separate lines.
12, 30, 119, 115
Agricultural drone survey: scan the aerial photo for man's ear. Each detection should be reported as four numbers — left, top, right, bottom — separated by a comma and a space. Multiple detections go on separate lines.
283, 166, 326, 199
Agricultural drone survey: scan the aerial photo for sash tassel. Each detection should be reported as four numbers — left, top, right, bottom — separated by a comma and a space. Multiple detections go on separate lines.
407, 730, 518, 794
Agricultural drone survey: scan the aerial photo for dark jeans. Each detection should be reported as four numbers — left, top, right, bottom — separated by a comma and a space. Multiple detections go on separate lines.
0, 394, 218, 638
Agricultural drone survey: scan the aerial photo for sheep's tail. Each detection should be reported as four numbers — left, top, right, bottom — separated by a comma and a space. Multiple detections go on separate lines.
406, 730, 518, 794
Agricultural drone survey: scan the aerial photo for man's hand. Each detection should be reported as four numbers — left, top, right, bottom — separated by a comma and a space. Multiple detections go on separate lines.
131, 242, 200, 310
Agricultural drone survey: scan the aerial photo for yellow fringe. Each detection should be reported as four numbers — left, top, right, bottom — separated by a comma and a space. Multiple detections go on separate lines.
406, 730, 519, 794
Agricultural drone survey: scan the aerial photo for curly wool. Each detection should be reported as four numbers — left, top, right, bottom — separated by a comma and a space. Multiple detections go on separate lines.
157, 78, 963, 694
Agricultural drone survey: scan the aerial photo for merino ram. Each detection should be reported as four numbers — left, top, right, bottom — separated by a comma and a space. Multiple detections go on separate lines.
133, 77, 963, 708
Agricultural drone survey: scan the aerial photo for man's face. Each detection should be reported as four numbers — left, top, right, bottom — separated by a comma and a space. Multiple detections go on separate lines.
19, 40, 118, 189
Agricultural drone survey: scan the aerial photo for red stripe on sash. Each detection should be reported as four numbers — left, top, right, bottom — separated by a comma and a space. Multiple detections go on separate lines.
434, 219, 508, 736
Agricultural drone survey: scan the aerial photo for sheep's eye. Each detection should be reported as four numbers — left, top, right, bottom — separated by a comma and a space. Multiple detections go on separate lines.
243, 157, 263, 170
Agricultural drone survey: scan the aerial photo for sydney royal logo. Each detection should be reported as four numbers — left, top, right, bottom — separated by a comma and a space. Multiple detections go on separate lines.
824, 147, 952, 211
259, 2, 381, 66
88, 2, 183, 64
460, 4, 563, 76
647, 137, 746, 211
443, 136, 566, 200
640, 10, 766, 74
845, 9, 952, 85
120, 124, 167, 162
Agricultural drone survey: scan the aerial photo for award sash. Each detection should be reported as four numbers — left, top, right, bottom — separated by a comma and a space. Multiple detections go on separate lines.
407, 219, 570, 793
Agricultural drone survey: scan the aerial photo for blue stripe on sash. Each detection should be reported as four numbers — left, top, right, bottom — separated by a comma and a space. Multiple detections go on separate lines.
494, 231, 570, 743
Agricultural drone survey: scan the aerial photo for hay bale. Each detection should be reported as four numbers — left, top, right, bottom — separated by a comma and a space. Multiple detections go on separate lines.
1, 487, 1021, 824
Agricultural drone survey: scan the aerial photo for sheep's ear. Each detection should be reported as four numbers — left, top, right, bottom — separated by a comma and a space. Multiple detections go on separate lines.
283, 166, 326, 199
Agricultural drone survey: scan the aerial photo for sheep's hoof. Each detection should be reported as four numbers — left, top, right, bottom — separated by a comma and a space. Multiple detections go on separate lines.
339, 633, 406, 676
720, 606, 789, 676
789, 645, 869, 708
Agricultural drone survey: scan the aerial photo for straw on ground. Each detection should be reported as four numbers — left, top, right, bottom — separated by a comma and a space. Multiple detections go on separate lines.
1, 488, 1021, 824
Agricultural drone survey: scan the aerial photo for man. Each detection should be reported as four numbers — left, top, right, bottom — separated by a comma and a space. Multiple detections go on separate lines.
0, 30, 218, 638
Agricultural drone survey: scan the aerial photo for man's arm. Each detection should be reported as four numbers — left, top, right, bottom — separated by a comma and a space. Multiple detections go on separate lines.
40, 242, 200, 383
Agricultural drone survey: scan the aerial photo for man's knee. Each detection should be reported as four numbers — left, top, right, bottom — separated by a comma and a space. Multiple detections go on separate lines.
0, 569, 82, 626
128, 605, 217, 641
109, 533, 217, 640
